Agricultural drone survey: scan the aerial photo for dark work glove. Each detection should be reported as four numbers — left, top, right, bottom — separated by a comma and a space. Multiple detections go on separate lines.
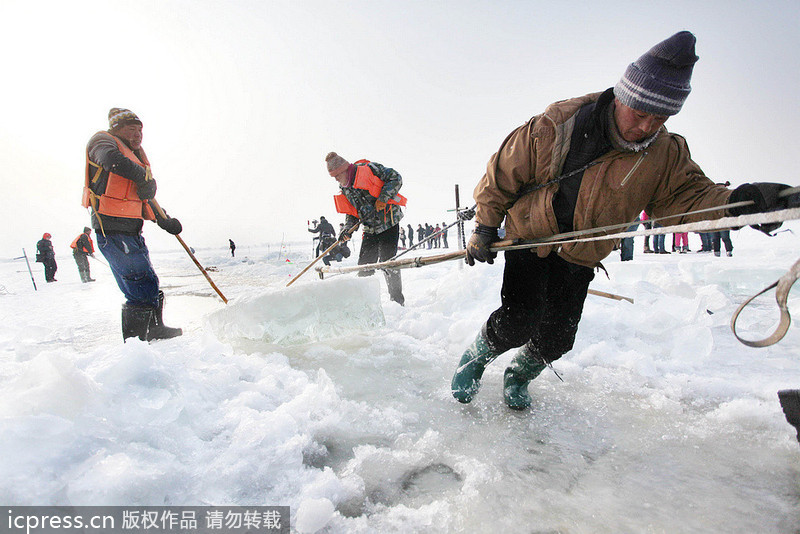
158, 216, 182, 235
465, 224, 499, 266
136, 179, 157, 200
338, 227, 352, 241
729, 182, 794, 234
154, 208, 182, 235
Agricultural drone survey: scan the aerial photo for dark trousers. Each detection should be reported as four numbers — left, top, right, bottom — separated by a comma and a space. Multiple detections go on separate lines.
620, 237, 634, 261
699, 232, 713, 251
73, 252, 91, 282
97, 233, 159, 307
42, 259, 57, 282
711, 230, 733, 253
358, 224, 404, 304
485, 250, 594, 362
653, 224, 666, 253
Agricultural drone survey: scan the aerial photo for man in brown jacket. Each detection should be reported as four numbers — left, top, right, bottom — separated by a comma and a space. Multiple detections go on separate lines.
451, 31, 797, 410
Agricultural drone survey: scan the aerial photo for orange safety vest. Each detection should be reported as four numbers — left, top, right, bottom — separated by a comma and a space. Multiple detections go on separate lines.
82, 132, 156, 221
333, 160, 407, 217
71, 233, 94, 254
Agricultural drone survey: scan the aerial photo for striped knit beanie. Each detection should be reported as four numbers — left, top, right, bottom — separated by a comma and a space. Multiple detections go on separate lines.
325, 152, 350, 176
614, 31, 698, 116
108, 108, 142, 130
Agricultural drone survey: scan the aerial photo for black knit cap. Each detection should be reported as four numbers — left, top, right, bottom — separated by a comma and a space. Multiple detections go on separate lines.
614, 31, 699, 116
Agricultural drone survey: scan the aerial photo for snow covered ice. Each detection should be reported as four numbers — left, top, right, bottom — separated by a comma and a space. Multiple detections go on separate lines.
1, 227, 800, 533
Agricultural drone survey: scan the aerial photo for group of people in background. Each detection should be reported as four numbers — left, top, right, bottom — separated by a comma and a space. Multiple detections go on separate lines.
638, 230, 734, 258
399, 223, 449, 250
35, 227, 97, 283
634, 208, 735, 261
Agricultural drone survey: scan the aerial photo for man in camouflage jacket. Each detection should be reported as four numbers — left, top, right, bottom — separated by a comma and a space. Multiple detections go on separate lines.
325, 152, 405, 305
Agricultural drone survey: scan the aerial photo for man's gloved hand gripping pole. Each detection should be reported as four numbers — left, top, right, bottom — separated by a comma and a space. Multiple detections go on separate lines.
147, 198, 228, 304
465, 224, 499, 266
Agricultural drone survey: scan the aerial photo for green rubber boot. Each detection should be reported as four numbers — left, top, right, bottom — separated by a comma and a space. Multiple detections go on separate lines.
503, 344, 547, 410
451, 327, 502, 404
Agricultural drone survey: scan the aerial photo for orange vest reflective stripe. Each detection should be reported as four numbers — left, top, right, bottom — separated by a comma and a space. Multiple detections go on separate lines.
71, 234, 94, 253
82, 132, 156, 221
333, 160, 407, 216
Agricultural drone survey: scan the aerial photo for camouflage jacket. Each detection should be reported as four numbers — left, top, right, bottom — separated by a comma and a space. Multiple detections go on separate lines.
342, 161, 404, 235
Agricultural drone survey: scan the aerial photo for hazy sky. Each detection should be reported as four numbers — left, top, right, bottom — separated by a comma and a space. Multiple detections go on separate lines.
2, 0, 799, 256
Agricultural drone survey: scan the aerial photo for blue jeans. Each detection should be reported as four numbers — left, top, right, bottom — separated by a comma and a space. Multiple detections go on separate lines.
97, 233, 160, 307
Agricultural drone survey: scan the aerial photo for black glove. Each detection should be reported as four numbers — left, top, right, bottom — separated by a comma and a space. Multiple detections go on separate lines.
158, 216, 182, 235
729, 182, 795, 234
465, 224, 499, 266
154, 208, 182, 235
136, 179, 157, 200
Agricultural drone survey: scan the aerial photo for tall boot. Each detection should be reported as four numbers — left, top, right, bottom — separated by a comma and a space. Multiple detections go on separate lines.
121, 293, 182, 342
503, 343, 547, 410
151, 291, 182, 340
80, 268, 95, 282
122, 303, 155, 341
451, 326, 503, 403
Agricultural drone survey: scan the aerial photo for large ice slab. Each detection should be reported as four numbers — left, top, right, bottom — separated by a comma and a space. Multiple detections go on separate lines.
206, 277, 385, 345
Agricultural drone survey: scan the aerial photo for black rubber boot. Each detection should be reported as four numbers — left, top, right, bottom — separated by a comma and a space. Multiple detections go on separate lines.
121, 292, 182, 342
151, 291, 183, 340
122, 303, 155, 341
779, 389, 800, 444
451, 326, 502, 403
503, 343, 547, 410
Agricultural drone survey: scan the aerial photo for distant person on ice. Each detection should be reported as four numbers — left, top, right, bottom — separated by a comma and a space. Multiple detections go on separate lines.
451, 31, 799, 410
322, 238, 351, 266
326, 151, 407, 305
229, 239, 236, 257
83, 108, 183, 342
71, 227, 96, 282
308, 216, 336, 257
36, 233, 57, 283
